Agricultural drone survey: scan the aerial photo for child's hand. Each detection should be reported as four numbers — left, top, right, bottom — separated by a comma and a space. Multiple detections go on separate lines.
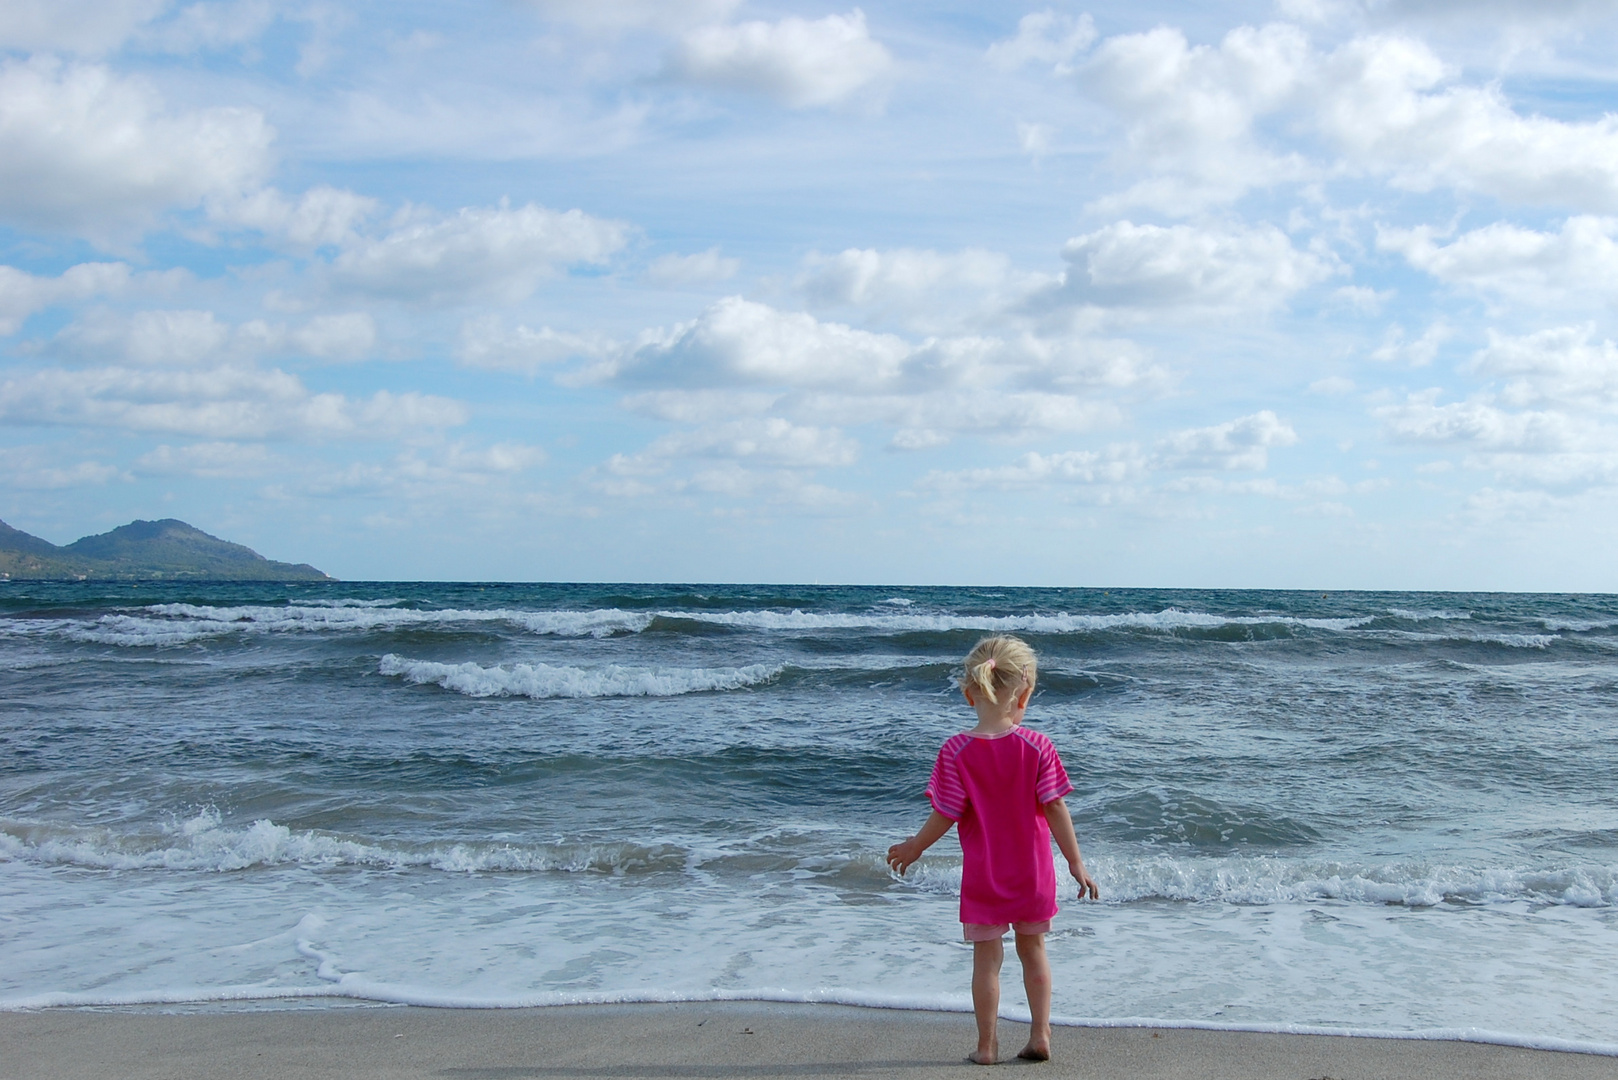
886, 838, 923, 876
1070, 860, 1100, 900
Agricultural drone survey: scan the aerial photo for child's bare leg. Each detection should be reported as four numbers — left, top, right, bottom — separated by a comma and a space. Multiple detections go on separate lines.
970, 937, 1003, 1064
1014, 932, 1052, 1061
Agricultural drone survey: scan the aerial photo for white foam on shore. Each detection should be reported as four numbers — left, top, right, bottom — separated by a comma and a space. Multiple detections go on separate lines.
0, 813, 690, 874
3, 983, 1615, 1058
898, 851, 1618, 909
5, 813, 1613, 909
378, 654, 783, 698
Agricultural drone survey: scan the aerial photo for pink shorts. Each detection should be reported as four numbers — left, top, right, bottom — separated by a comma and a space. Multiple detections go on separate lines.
962, 920, 1051, 942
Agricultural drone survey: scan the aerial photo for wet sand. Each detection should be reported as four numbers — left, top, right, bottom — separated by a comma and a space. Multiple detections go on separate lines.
2, 1001, 1615, 1080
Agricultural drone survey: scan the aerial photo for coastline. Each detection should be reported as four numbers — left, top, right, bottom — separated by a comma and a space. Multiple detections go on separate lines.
3, 1001, 1616, 1080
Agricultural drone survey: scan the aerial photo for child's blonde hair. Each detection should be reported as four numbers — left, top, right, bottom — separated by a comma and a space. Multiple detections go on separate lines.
962, 635, 1037, 705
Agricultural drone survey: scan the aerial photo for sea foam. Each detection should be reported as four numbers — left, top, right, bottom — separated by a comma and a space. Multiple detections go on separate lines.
44, 602, 1595, 650
5, 814, 1612, 909
378, 654, 783, 698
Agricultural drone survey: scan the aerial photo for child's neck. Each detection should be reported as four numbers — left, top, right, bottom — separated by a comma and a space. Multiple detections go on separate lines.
971, 711, 1022, 735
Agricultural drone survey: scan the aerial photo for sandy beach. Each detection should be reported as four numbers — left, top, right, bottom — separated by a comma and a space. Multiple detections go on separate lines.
2, 1002, 1614, 1080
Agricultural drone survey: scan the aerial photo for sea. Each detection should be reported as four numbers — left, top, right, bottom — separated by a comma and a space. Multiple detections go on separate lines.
2, 582, 1617, 1053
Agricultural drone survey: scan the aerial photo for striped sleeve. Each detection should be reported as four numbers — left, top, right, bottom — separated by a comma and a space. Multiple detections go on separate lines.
925, 736, 970, 820
1030, 731, 1074, 805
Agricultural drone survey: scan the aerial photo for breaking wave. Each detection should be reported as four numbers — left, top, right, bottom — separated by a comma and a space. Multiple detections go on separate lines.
378, 654, 784, 698
59, 604, 655, 645
5, 813, 1612, 909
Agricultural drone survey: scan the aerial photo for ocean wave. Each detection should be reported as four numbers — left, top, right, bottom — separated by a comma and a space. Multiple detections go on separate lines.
55, 604, 655, 646
37, 601, 1590, 649
1386, 608, 1472, 621
0, 812, 692, 874
1542, 617, 1618, 632
379, 654, 784, 698
896, 853, 1618, 909
7, 814, 1612, 911
1373, 628, 1562, 650
303, 598, 405, 609
653, 608, 1375, 635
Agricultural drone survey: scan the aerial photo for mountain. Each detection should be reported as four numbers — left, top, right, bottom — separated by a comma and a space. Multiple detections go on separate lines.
0, 518, 332, 581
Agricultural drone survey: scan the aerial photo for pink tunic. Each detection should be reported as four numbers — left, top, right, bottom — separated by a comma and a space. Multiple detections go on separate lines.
925, 727, 1074, 925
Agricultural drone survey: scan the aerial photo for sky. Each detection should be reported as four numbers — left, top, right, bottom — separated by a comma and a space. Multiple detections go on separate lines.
3, 0, 1618, 588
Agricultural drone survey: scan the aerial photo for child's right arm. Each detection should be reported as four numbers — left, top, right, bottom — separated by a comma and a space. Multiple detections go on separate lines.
885, 811, 954, 876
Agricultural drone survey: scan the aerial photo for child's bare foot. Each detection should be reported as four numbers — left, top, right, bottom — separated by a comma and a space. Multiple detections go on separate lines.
968, 1039, 999, 1065
1016, 1027, 1051, 1061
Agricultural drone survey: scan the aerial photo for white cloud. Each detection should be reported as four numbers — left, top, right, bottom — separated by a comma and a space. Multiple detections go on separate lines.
1078, 23, 1312, 211
1378, 390, 1618, 486
1369, 320, 1452, 366
618, 296, 910, 390
330, 200, 629, 303
986, 11, 1096, 73
217, 185, 379, 249
139, 0, 278, 53
1379, 216, 1618, 302
920, 410, 1298, 492
0, 445, 124, 489
1382, 393, 1577, 449
1017, 121, 1054, 159
619, 389, 782, 423
597, 439, 862, 509
1318, 34, 1618, 210
285, 442, 548, 500
289, 313, 377, 361
1153, 410, 1299, 470
672, 10, 893, 108
643, 247, 740, 288
0, 0, 166, 54
609, 297, 1159, 448
135, 440, 281, 478
0, 57, 274, 238
1309, 375, 1357, 394
455, 316, 611, 373
41, 309, 377, 364
0, 365, 467, 440
50, 309, 231, 365
1470, 325, 1618, 408
1330, 285, 1390, 313
0, 261, 130, 335
1048, 221, 1335, 317
796, 247, 1054, 333
1076, 23, 1618, 212
617, 418, 858, 471
921, 444, 1148, 493
845, 387, 1125, 450
525, 0, 740, 33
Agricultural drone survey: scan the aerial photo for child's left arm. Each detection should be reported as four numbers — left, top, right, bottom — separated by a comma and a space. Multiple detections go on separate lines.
1043, 798, 1100, 900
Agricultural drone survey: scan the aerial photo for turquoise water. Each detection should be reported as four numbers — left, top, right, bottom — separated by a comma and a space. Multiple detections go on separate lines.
2, 583, 1616, 1049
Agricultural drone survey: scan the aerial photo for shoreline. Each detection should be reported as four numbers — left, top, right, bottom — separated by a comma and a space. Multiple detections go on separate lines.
6, 988, 1618, 1059
4, 1001, 1617, 1080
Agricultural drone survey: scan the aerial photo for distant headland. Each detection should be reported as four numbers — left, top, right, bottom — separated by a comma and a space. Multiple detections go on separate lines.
0, 518, 332, 582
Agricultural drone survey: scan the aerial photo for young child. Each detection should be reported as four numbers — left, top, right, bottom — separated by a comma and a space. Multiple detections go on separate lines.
886, 635, 1099, 1065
